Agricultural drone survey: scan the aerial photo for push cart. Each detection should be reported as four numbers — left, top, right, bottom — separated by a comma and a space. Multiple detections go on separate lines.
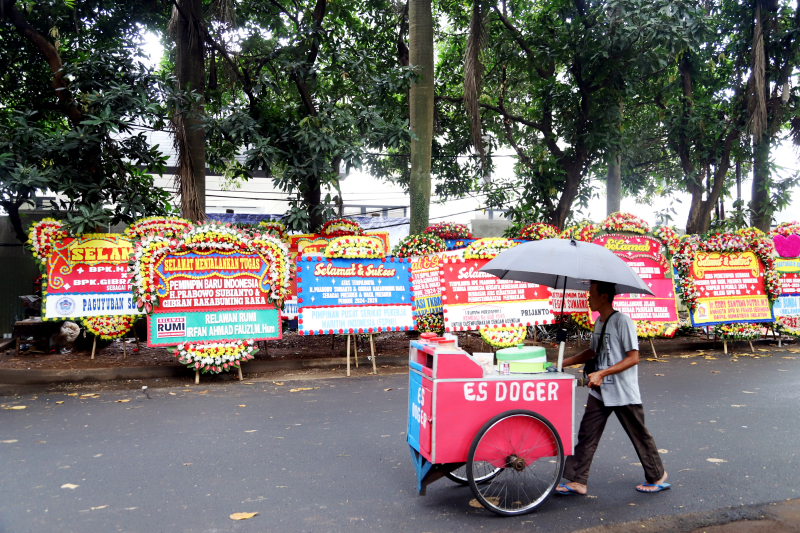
407, 338, 576, 516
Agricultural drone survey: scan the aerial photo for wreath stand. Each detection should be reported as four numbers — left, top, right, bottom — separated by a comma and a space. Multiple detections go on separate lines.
346, 334, 377, 377
194, 364, 244, 385
649, 338, 658, 358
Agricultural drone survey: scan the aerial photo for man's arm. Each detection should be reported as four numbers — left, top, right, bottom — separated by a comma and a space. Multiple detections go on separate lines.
587, 349, 639, 388
562, 348, 596, 368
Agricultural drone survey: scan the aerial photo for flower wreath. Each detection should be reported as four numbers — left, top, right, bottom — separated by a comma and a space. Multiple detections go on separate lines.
776, 316, 800, 337
257, 221, 287, 241
392, 234, 447, 258
129, 220, 290, 314
653, 226, 681, 256
572, 312, 594, 331
600, 212, 650, 234
463, 238, 519, 259
713, 322, 762, 341
324, 236, 385, 259
320, 218, 363, 237
480, 325, 527, 348
559, 220, 599, 242
80, 315, 138, 340
173, 339, 258, 374
518, 223, 559, 241
673, 233, 781, 311
26, 218, 67, 267
735, 227, 766, 242
416, 313, 444, 333
124, 217, 194, 240
770, 221, 800, 237
425, 222, 473, 240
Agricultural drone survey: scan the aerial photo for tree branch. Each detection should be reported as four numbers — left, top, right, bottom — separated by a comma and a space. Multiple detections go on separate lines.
489, 5, 549, 79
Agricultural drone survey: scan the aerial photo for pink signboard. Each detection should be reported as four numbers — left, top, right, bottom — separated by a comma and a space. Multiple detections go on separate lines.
591, 233, 679, 322
440, 257, 555, 331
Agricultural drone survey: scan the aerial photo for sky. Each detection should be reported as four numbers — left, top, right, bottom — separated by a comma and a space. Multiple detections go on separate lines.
140, 33, 799, 230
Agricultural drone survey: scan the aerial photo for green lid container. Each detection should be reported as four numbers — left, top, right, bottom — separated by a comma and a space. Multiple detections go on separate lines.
496, 344, 550, 374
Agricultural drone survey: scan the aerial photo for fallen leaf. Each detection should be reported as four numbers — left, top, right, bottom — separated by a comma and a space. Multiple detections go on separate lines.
55, 401, 65, 404
230, 512, 259, 520
90, 505, 107, 510
183, 463, 192, 466
67, 393, 78, 396
93, 454, 102, 457
658, 449, 668, 453
244, 382, 254, 385
731, 404, 746, 407
182, 389, 192, 392
273, 382, 284, 386
384, 388, 393, 392
630, 462, 642, 466
80, 394, 99, 398
690, 362, 698, 365
711, 371, 720, 373
707, 458, 727, 463
1, 440, 18, 444
704, 357, 717, 360
198, 390, 208, 394
783, 357, 796, 359
469, 498, 501, 508
647, 359, 668, 363
238, 404, 246, 407
115, 399, 130, 403
743, 391, 756, 394
245, 430, 257, 433
169, 392, 177, 396
61, 483, 79, 489
381, 435, 390, 437
757, 349, 769, 352
6, 406, 26, 410
678, 469, 692, 472
289, 387, 319, 392
655, 374, 665, 376
35, 441, 46, 443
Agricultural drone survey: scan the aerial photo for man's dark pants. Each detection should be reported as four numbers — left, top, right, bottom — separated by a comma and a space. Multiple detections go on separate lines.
563, 394, 665, 485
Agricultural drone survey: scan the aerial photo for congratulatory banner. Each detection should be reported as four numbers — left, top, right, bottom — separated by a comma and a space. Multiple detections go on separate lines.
689, 251, 773, 326
148, 308, 280, 347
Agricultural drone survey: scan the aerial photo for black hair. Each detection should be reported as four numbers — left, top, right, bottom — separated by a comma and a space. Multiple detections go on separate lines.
590, 280, 616, 304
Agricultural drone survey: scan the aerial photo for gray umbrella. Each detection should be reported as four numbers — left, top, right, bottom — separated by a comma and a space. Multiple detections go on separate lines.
479, 238, 654, 371
479, 238, 655, 296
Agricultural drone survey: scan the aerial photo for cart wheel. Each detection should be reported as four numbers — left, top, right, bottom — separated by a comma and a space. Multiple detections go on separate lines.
467, 410, 564, 516
445, 463, 502, 486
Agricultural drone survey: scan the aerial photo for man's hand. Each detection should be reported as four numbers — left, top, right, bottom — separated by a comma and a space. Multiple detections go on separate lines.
587, 370, 604, 388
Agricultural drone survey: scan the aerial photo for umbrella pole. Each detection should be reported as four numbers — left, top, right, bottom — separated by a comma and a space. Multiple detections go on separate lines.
557, 276, 568, 372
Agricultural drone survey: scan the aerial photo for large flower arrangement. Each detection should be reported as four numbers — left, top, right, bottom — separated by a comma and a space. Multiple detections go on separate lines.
425, 222, 473, 240
81, 315, 138, 340
324, 236, 384, 259
673, 233, 781, 311
480, 325, 527, 348
258, 221, 287, 241
124, 217, 194, 239
518, 223, 559, 241
653, 226, 681, 256
129, 220, 290, 314
392, 234, 446, 258
736, 227, 766, 243
416, 313, 444, 333
173, 340, 258, 374
600, 212, 650, 234
776, 316, 800, 337
559, 220, 598, 242
572, 312, 594, 331
713, 323, 762, 340
770, 221, 800, 237
27, 218, 67, 266
463, 238, 519, 259
320, 218, 363, 237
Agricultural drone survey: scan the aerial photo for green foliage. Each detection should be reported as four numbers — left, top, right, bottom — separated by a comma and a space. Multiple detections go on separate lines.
204, 0, 416, 233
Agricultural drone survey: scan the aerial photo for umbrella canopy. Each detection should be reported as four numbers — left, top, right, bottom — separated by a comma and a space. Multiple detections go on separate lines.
479, 238, 655, 296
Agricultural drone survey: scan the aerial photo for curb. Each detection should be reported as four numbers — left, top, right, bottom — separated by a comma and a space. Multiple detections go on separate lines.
0, 337, 791, 386
0, 355, 409, 385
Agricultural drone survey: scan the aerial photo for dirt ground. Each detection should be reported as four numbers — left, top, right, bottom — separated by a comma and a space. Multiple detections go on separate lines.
0, 322, 765, 372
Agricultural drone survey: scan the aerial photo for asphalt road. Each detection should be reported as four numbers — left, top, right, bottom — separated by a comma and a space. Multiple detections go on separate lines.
1, 349, 799, 533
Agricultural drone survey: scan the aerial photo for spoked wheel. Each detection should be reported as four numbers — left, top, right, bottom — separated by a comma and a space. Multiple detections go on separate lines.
467, 410, 564, 516
445, 463, 502, 486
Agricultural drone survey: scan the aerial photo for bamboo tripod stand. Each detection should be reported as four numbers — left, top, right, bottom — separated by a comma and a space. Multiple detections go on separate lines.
346, 334, 377, 377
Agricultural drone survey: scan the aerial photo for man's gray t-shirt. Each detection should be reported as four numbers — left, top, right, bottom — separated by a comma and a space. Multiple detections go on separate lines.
588, 312, 641, 406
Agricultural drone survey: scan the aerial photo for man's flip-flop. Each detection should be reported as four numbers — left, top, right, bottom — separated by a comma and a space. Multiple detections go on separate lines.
555, 483, 583, 496
636, 482, 671, 493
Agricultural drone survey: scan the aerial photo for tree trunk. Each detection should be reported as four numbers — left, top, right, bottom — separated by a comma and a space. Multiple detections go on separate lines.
303, 175, 324, 233
606, 155, 621, 216
408, 0, 434, 235
750, 136, 771, 231
1, 201, 27, 243
174, 0, 206, 221
549, 167, 582, 230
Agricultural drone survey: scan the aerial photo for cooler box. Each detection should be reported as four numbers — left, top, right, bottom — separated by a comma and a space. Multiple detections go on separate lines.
496, 345, 550, 374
